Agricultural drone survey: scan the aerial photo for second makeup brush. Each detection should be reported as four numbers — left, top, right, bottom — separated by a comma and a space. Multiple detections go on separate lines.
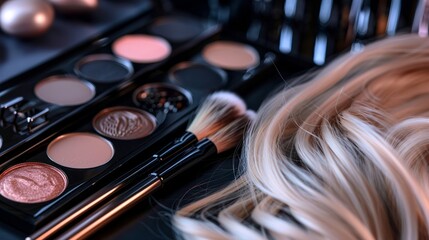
152, 91, 246, 161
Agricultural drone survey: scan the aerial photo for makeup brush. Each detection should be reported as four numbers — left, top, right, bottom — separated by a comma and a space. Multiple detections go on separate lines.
153, 91, 246, 161
27, 91, 246, 240
57, 110, 255, 240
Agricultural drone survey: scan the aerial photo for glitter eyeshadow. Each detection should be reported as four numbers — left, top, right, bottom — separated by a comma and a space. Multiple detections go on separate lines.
0, 162, 67, 204
92, 106, 157, 140
133, 83, 192, 114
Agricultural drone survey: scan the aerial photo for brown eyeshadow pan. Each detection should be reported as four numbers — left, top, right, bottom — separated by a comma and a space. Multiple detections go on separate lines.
0, 162, 67, 204
92, 106, 157, 140
47, 133, 114, 169
202, 41, 260, 70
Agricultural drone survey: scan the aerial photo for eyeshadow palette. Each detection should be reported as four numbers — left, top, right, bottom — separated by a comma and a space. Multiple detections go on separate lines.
0, 5, 290, 232
0, 11, 220, 162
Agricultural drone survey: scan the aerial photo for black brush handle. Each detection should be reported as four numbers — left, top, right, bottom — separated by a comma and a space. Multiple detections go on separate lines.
58, 139, 217, 240
157, 138, 216, 181
152, 131, 198, 161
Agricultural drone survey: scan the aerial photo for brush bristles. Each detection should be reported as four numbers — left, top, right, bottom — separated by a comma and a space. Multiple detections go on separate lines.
188, 92, 247, 140
209, 110, 256, 153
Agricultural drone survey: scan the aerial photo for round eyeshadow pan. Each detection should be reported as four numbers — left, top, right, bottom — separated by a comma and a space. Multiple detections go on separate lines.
0, 162, 67, 204
92, 106, 157, 140
133, 83, 192, 114
47, 132, 114, 169
202, 41, 260, 71
169, 62, 227, 91
74, 54, 134, 83
112, 34, 172, 64
34, 75, 95, 106
148, 16, 203, 43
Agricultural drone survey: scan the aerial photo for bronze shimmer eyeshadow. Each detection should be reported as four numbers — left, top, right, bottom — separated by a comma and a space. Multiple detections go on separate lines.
0, 162, 67, 204
92, 106, 157, 140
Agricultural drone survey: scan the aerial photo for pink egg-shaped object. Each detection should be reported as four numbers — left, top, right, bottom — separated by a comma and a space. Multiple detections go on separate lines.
0, 0, 54, 37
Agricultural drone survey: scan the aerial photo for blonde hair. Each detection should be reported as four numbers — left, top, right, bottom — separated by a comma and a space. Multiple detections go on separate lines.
174, 34, 429, 240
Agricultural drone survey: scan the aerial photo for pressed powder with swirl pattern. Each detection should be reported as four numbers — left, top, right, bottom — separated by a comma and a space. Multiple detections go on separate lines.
0, 162, 67, 203
92, 106, 157, 140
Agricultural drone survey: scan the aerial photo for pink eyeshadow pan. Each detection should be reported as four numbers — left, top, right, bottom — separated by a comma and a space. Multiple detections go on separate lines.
112, 34, 171, 63
47, 132, 114, 169
0, 162, 67, 204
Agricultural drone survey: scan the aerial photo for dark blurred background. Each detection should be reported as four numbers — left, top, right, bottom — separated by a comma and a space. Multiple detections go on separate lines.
166, 0, 421, 65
